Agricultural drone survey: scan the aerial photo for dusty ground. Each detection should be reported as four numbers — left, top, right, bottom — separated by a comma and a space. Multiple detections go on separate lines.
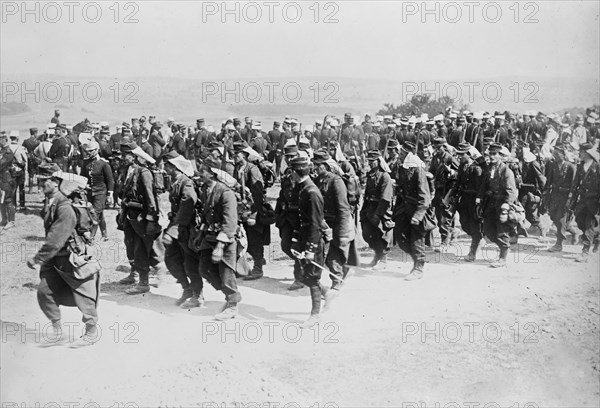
1, 186, 599, 408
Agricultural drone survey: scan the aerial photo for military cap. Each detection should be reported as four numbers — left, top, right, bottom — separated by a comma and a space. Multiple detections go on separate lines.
457, 116, 466, 123
344, 113, 352, 119
273, 121, 281, 127
483, 136, 495, 145
366, 150, 381, 160
197, 118, 205, 123
434, 114, 444, 122
252, 121, 262, 130
100, 129, 110, 135
488, 142, 503, 153
448, 113, 458, 120
402, 141, 417, 153
140, 116, 147, 122
289, 156, 310, 169
432, 137, 447, 146
329, 119, 339, 127
9, 130, 20, 138
387, 139, 399, 150
153, 121, 163, 128
456, 142, 471, 154
122, 127, 132, 134
284, 145, 299, 156
425, 120, 435, 126
482, 112, 491, 120
29, 128, 38, 134
120, 142, 139, 153
312, 150, 331, 164
233, 118, 242, 126
55, 123, 67, 131
37, 163, 62, 179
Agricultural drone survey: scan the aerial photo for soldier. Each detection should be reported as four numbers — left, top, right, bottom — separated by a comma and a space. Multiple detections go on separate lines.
0, 133, 16, 230
360, 150, 394, 267
429, 136, 459, 250
476, 143, 519, 268
545, 145, 578, 252
275, 145, 304, 290
519, 147, 547, 235
162, 154, 204, 307
448, 116, 466, 148
80, 140, 114, 242
289, 156, 326, 328
22, 128, 40, 194
571, 115, 589, 151
27, 166, 100, 347
148, 122, 166, 161
117, 142, 162, 294
233, 141, 270, 280
47, 124, 71, 171
250, 121, 268, 158
51, 109, 61, 125
196, 162, 242, 320
267, 121, 283, 176
392, 143, 432, 280
8, 131, 28, 210
453, 143, 485, 261
571, 144, 600, 262
312, 150, 356, 292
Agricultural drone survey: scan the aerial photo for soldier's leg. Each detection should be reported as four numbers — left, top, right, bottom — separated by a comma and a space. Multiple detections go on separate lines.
213, 243, 242, 320
90, 194, 106, 239
405, 223, 426, 280
182, 243, 203, 305
435, 200, 453, 245
125, 233, 152, 294
244, 224, 264, 279
37, 266, 67, 324
16, 174, 25, 208
279, 224, 303, 287
164, 240, 190, 289
575, 208, 592, 254
324, 244, 346, 290
198, 250, 223, 291
71, 291, 99, 328
119, 224, 138, 284
0, 202, 7, 225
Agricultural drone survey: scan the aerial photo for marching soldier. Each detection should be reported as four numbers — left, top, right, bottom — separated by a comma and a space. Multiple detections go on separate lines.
163, 154, 204, 308
453, 143, 485, 261
289, 156, 326, 328
80, 140, 114, 242
117, 142, 162, 294
392, 143, 432, 280
275, 145, 304, 290
233, 141, 270, 280
360, 150, 394, 267
476, 143, 519, 268
312, 150, 356, 292
571, 144, 600, 262
196, 162, 242, 320
545, 145, 578, 252
27, 166, 100, 347
519, 147, 547, 235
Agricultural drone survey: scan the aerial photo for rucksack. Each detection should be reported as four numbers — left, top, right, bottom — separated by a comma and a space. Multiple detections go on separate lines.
257, 160, 276, 188
69, 194, 99, 250
149, 166, 168, 194
342, 172, 361, 207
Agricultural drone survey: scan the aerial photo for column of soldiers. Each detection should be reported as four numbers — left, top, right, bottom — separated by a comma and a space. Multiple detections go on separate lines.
2, 107, 599, 335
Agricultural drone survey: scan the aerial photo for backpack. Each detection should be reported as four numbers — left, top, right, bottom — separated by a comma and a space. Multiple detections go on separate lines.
69, 194, 99, 250
149, 166, 168, 194
257, 160, 276, 188
342, 172, 361, 207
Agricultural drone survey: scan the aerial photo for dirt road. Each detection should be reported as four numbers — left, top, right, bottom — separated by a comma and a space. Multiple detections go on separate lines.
1, 190, 599, 407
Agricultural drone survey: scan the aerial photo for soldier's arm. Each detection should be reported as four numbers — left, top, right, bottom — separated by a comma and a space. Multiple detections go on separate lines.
304, 188, 324, 254
34, 202, 77, 265
139, 168, 158, 219
0, 148, 14, 168
413, 167, 431, 221
504, 167, 518, 204
47, 139, 60, 159
374, 172, 393, 217
218, 188, 238, 242
169, 180, 198, 239
249, 166, 265, 212
533, 161, 547, 191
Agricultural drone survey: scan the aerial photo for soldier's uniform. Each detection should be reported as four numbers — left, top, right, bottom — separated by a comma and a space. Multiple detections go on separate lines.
454, 143, 485, 261
275, 146, 303, 289
478, 143, 519, 267
118, 143, 162, 294
148, 125, 165, 161
429, 138, 459, 247
572, 146, 600, 261
9, 135, 27, 209
313, 151, 356, 291
545, 147, 578, 252
0, 135, 16, 228
197, 163, 241, 320
360, 150, 394, 265
163, 155, 203, 307
47, 129, 71, 171
22, 129, 40, 194
81, 147, 114, 241
519, 149, 547, 231
393, 148, 432, 280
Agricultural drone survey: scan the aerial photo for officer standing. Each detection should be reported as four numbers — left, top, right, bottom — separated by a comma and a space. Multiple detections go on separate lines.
22, 128, 40, 194
80, 140, 114, 242
0, 133, 16, 230
9, 131, 28, 210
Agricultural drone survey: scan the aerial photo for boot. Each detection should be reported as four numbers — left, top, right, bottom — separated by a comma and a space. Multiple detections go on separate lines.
547, 238, 564, 253
180, 290, 205, 309
119, 270, 139, 285
322, 282, 339, 312
244, 262, 264, 281
125, 271, 150, 294
287, 280, 305, 291
175, 286, 193, 306
364, 250, 383, 267
593, 240, 599, 254
70, 324, 99, 348
300, 286, 322, 329
45, 320, 65, 344
490, 247, 508, 268
405, 261, 424, 281
214, 302, 238, 321
575, 251, 590, 263
464, 241, 479, 262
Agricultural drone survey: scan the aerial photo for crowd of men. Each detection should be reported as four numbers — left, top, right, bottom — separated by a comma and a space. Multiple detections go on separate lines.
1, 106, 599, 344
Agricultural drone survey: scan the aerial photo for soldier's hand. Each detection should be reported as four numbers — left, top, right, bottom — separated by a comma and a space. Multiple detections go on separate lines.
304, 251, 315, 261
211, 242, 224, 264
162, 233, 173, 246
410, 217, 420, 225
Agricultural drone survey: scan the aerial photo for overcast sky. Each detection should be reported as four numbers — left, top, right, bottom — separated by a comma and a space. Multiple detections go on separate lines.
1, 0, 599, 81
